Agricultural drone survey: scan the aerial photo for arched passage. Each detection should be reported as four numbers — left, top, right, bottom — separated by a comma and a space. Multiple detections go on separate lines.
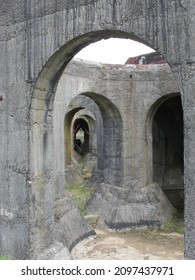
64, 106, 98, 166
152, 94, 184, 209
64, 107, 84, 166
30, 31, 138, 184
64, 92, 123, 186
73, 118, 90, 156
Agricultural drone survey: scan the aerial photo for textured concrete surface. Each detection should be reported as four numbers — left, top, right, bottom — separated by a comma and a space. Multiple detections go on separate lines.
86, 183, 173, 229
0, 0, 195, 259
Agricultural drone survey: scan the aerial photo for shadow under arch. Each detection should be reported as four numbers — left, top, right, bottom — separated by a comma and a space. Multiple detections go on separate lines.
83, 92, 123, 186
80, 114, 97, 156
146, 92, 184, 209
73, 117, 90, 156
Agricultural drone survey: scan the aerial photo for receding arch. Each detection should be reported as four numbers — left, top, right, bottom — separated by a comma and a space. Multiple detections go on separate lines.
73, 118, 90, 155
64, 92, 123, 186
64, 107, 97, 165
64, 94, 100, 167
64, 107, 84, 165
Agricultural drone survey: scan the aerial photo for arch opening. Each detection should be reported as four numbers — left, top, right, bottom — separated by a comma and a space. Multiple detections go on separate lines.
152, 94, 184, 210
31, 30, 156, 185
32, 30, 155, 112
64, 92, 123, 186
73, 118, 90, 156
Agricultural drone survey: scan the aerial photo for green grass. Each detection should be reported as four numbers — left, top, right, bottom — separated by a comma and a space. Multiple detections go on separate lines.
0, 256, 10, 260
147, 210, 184, 236
65, 184, 94, 215
162, 210, 184, 234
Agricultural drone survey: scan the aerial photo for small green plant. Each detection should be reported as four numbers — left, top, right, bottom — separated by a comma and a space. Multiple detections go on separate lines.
149, 225, 160, 237
0, 256, 10, 260
65, 184, 94, 215
162, 210, 184, 234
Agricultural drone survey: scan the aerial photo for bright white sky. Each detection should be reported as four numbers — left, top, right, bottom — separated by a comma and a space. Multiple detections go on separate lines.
74, 38, 154, 64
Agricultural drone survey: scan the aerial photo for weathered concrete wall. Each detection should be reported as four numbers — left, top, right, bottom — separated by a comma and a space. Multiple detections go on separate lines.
0, 1, 30, 259
0, 0, 195, 259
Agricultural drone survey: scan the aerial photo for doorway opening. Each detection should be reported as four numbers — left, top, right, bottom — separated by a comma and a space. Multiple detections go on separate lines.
152, 94, 184, 210
74, 118, 90, 156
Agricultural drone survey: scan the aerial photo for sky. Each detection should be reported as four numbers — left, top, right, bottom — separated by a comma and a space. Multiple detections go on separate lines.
74, 38, 154, 64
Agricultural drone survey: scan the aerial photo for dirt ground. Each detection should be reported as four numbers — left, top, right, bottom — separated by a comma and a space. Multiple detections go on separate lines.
72, 226, 184, 260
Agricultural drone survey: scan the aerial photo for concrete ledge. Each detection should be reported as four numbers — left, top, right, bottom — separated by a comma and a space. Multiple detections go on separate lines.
86, 183, 174, 230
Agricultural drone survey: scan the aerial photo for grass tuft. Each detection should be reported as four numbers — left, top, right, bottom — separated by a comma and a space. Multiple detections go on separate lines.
65, 184, 94, 215
162, 210, 184, 234
0, 256, 10, 260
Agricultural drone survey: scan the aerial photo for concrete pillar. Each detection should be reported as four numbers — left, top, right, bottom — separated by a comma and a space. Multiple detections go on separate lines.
173, 64, 195, 259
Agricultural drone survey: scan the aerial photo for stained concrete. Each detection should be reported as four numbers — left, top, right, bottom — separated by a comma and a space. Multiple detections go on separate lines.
0, 0, 195, 259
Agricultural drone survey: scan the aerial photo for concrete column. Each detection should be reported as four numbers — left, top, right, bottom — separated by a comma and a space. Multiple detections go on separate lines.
173, 64, 195, 259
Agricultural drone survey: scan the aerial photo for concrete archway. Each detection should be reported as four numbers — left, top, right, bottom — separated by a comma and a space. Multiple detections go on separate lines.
64, 92, 123, 186
64, 107, 84, 166
30, 31, 134, 183
29, 31, 130, 258
73, 118, 90, 156
64, 107, 98, 188
152, 94, 184, 209
64, 108, 97, 165
64, 95, 99, 167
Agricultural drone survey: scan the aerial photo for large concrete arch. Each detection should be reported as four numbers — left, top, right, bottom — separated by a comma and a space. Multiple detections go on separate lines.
0, 1, 195, 259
